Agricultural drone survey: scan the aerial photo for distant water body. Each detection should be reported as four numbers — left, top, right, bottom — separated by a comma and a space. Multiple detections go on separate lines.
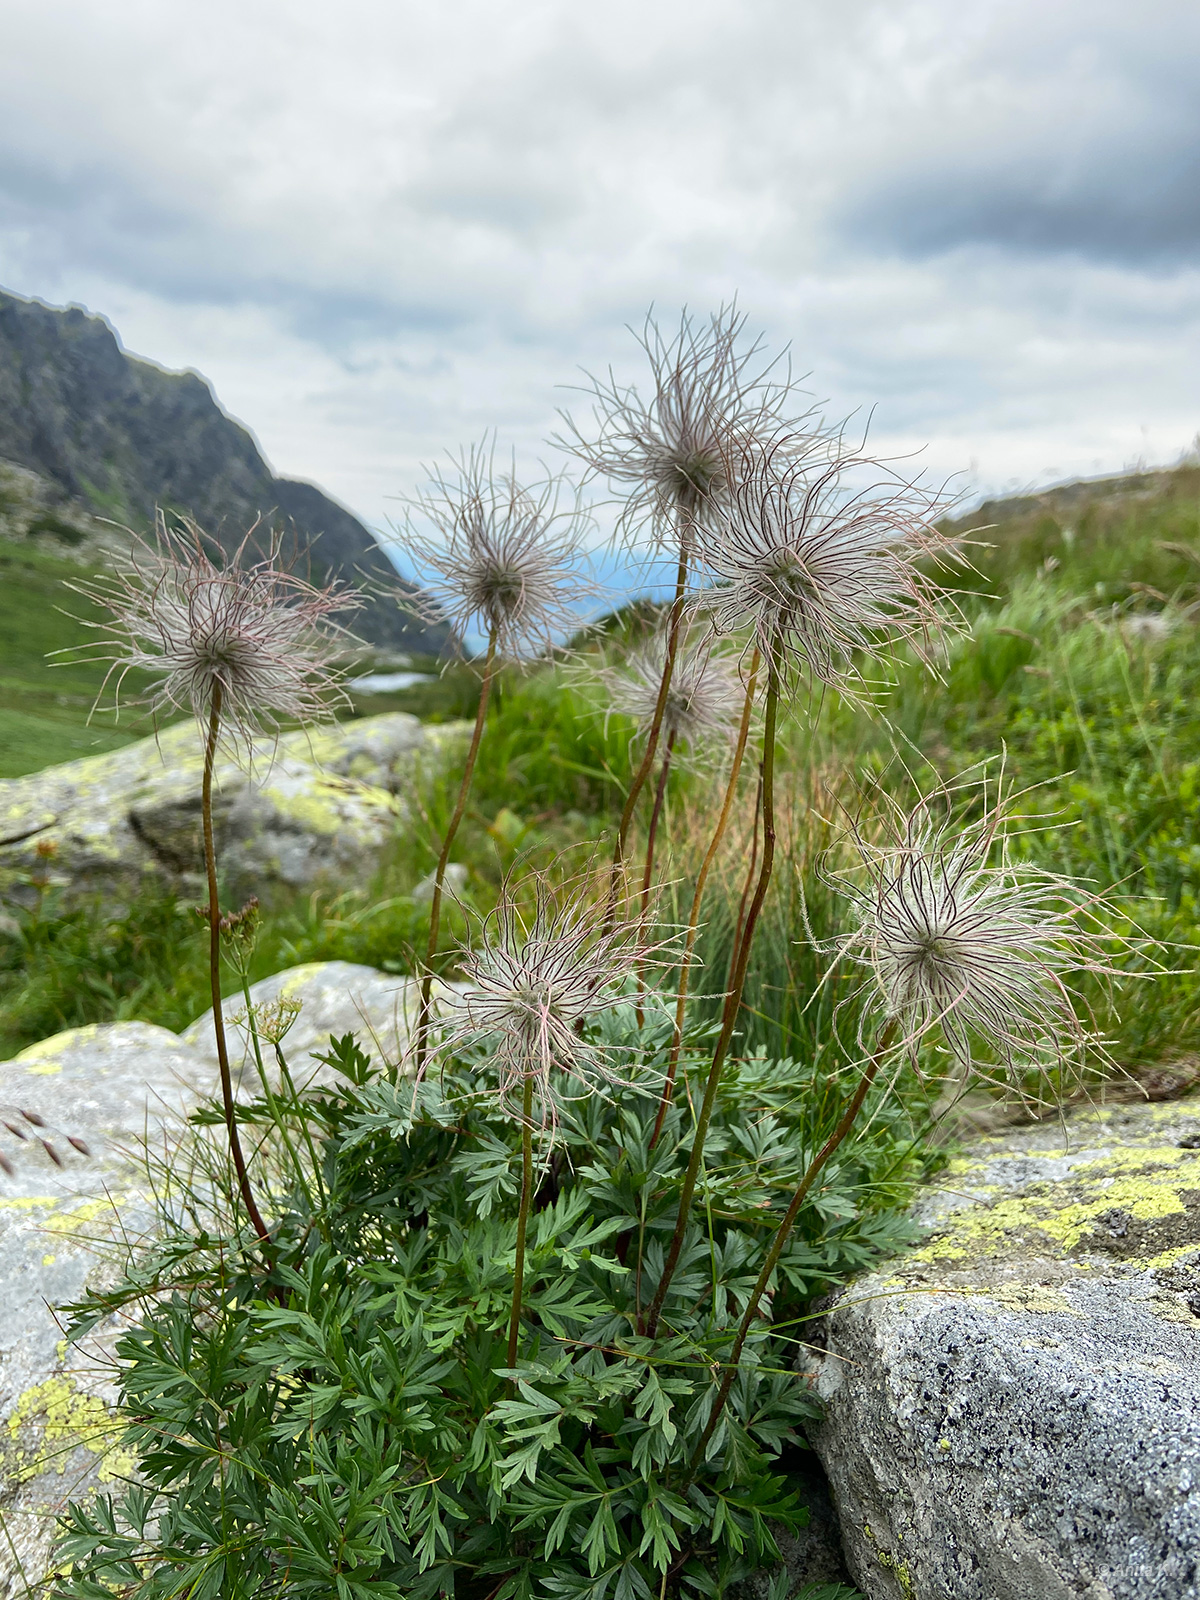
347, 671, 433, 694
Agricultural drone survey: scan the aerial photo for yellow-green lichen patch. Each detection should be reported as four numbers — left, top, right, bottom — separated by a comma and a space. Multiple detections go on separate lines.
983, 1283, 1080, 1315
277, 963, 330, 998
1071, 1145, 1190, 1175
5, 1376, 134, 1485
258, 772, 393, 839
1136, 1243, 1200, 1271
42, 1195, 124, 1236
910, 1147, 1200, 1266
862, 1521, 915, 1599
14, 1024, 102, 1066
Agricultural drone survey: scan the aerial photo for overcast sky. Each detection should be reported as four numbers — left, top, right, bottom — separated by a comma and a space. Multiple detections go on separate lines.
2, 0, 1199, 564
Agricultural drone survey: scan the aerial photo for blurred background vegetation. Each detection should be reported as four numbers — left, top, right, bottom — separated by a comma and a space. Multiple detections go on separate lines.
3, 462, 1200, 1093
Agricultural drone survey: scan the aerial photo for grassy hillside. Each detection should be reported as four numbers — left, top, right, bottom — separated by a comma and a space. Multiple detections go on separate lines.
2, 463, 1200, 1075
0, 535, 480, 779
0, 539, 162, 778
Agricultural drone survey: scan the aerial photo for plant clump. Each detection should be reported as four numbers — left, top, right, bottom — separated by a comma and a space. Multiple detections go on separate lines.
37, 307, 1146, 1600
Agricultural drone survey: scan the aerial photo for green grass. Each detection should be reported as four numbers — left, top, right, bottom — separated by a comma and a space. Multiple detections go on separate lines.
0, 540, 170, 777
4, 465, 1200, 1076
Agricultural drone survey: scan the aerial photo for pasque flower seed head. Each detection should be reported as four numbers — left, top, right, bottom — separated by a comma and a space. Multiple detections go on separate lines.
557, 305, 829, 550
608, 633, 745, 755
435, 872, 666, 1125
76, 516, 358, 743
694, 439, 958, 690
831, 789, 1121, 1079
399, 443, 593, 661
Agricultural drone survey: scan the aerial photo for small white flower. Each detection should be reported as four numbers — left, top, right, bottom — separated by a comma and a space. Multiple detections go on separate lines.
398, 444, 593, 661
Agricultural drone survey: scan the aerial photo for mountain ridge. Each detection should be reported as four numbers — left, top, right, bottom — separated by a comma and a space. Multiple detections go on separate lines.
0, 288, 452, 656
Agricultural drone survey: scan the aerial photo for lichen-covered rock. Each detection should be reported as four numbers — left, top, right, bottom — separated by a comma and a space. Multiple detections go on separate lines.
182, 959, 469, 1086
804, 1098, 1200, 1600
0, 712, 430, 908
183, 959, 422, 1082
0, 1022, 215, 1596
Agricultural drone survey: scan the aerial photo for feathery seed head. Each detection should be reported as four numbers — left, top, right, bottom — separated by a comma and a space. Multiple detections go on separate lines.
608, 634, 745, 755
693, 441, 958, 688
833, 790, 1119, 1081
435, 872, 662, 1124
78, 517, 358, 742
557, 305, 828, 550
399, 443, 594, 661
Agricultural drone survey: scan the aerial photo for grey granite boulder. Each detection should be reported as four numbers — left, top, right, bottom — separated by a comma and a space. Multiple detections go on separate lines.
0, 712, 434, 910
182, 959, 430, 1083
804, 1097, 1200, 1600
0, 1021, 214, 1597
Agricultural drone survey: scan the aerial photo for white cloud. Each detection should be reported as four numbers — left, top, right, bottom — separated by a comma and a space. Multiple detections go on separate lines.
0, 0, 1197, 551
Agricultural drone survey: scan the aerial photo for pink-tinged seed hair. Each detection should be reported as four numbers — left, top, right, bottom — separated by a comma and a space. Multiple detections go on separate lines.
604, 632, 746, 758
691, 434, 961, 691
827, 782, 1130, 1084
73, 515, 359, 744
432, 870, 669, 1129
556, 304, 831, 551
397, 442, 595, 662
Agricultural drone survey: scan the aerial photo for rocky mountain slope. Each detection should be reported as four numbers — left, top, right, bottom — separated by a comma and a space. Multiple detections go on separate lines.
0, 288, 452, 655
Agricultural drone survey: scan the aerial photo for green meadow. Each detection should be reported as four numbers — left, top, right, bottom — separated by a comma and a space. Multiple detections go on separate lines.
2, 464, 1199, 1079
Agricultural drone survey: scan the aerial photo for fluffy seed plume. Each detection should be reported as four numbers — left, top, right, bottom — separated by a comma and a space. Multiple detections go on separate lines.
433, 872, 663, 1125
693, 439, 958, 688
75, 516, 357, 742
830, 788, 1123, 1083
606, 633, 745, 757
398, 443, 593, 661
556, 304, 828, 549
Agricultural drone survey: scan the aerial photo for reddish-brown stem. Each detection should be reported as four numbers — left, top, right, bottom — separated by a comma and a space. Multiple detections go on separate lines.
650, 649, 760, 1148
606, 527, 691, 924
201, 686, 272, 1251
634, 731, 675, 1025
731, 764, 763, 976
639, 731, 676, 919
686, 1018, 899, 1474
507, 1073, 535, 1370
414, 626, 500, 1070
644, 645, 781, 1338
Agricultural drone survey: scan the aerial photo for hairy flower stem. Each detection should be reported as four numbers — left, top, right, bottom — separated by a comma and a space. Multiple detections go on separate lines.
639, 731, 676, 917
507, 1073, 535, 1370
607, 534, 690, 923
201, 687, 271, 1251
644, 646, 781, 1338
687, 1018, 899, 1473
415, 626, 500, 1070
731, 764, 764, 977
650, 650, 760, 1146
634, 731, 676, 1025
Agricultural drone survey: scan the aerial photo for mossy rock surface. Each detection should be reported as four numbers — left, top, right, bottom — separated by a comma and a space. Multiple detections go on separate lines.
805, 1098, 1200, 1600
0, 712, 444, 910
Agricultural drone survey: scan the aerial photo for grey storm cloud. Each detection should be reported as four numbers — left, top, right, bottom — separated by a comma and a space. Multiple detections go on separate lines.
0, 0, 1197, 531
830, 6, 1200, 266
